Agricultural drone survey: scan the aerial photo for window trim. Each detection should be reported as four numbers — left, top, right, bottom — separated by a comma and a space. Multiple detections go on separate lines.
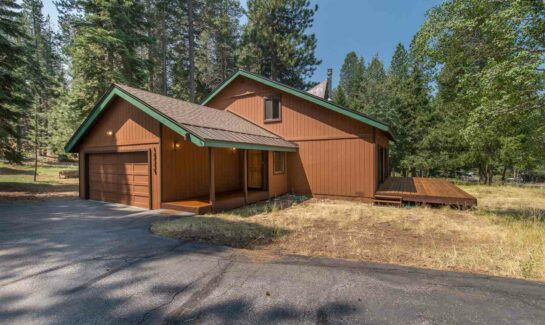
273, 151, 286, 175
263, 96, 282, 123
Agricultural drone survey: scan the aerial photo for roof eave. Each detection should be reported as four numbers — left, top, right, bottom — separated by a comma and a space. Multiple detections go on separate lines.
64, 85, 205, 153
64, 84, 298, 153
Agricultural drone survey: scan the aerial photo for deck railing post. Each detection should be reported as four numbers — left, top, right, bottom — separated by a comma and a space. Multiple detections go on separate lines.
209, 147, 215, 205
243, 149, 248, 204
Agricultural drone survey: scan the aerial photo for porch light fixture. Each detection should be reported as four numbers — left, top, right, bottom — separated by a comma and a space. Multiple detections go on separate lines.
106, 131, 113, 136
174, 141, 180, 150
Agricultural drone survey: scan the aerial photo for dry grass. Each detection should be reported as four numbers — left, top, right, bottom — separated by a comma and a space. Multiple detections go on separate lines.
154, 185, 545, 281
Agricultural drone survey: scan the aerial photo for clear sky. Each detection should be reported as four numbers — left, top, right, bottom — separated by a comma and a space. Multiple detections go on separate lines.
42, 0, 444, 86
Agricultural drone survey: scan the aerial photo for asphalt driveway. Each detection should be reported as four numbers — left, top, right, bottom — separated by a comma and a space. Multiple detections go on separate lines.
0, 199, 544, 324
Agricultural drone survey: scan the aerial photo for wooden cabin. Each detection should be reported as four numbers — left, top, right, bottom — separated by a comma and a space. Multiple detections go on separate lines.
65, 70, 475, 212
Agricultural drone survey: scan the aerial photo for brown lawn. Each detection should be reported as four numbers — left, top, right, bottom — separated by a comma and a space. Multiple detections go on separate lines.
152, 184, 545, 281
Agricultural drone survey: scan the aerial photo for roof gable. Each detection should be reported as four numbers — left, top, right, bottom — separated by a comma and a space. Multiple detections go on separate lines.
65, 84, 297, 153
201, 70, 393, 140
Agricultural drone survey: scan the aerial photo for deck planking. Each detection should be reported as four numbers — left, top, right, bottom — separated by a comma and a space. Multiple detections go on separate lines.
375, 177, 477, 207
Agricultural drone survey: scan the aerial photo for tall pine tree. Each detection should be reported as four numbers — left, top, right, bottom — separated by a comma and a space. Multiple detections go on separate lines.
0, 0, 28, 163
338, 51, 364, 108
239, 0, 321, 88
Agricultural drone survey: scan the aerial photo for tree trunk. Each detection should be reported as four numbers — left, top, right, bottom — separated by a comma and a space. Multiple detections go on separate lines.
188, 0, 195, 102
501, 166, 507, 185
161, 0, 167, 95
33, 100, 39, 182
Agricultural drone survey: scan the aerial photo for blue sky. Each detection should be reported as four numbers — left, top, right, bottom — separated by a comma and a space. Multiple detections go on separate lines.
42, 0, 444, 86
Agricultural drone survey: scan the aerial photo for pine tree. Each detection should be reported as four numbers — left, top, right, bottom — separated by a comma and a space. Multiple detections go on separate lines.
413, 0, 545, 183
355, 55, 388, 117
196, 0, 242, 92
0, 0, 28, 163
338, 51, 364, 107
332, 86, 347, 107
239, 0, 321, 89
57, 0, 151, 117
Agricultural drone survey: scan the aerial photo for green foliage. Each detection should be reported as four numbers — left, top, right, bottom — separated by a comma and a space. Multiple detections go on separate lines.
238, 0, 321, 89
413, 0, 545, 183
338, 51, 365, 107
0, 0, 28, 163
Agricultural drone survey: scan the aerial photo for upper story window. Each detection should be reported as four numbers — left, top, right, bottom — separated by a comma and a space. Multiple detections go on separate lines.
264, 96, 281, 122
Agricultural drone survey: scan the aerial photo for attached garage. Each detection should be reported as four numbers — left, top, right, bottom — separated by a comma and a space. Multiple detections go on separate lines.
87, 152, 151, 209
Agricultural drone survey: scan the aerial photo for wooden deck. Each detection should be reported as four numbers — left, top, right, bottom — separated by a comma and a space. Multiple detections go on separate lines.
375, 177, 477, 207
161, 189, 269, 214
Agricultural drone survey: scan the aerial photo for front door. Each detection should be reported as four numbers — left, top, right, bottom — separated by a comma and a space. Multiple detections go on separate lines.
248, 150, 264, 189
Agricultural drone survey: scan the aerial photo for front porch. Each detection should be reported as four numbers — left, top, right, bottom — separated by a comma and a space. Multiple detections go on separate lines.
162, 189, 269, 214
160, 127, 289, 213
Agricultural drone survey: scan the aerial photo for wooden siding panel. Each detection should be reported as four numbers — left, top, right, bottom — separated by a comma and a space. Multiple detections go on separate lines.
206, 78, 377, 141
80, 97, 160, 148
161, 126, 241, 202
207, 77, 389, 199
287, 138, 376, 199
268, 151, 287, 198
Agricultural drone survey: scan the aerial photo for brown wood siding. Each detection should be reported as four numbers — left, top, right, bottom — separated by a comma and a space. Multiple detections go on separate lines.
207, 78, 378, 140
268, 151, 287, 198
207, 77, 389, 199
78, 96, 161, 209
79, 97, 160, 148
161, 126, 241, 202
287, 138, 376, 198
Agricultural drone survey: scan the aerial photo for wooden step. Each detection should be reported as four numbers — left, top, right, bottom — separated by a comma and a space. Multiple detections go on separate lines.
373, 194, 403, 207
161, 202, 212, 214
374, 194, 402, 201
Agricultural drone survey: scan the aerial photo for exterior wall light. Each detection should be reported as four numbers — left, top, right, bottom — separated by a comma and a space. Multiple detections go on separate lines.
106, 131, 113, 136
174, 142, 180, 150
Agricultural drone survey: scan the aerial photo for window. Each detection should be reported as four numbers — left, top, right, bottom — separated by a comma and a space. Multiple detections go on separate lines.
273, 152, 286, 174
264, 97, 281, 122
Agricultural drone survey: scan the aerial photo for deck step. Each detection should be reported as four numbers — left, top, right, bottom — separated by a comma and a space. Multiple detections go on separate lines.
374, 195, 402, 201
161, 202, 212, 214
373, 194, 403, 207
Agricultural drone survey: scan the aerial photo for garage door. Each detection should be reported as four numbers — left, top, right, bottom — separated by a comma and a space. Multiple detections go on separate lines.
88, 152, 150, 209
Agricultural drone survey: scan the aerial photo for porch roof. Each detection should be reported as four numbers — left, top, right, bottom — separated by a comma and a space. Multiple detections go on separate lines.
65, 84, 297, 153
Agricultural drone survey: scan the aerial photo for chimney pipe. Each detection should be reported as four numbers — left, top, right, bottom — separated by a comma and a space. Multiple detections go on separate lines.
326, 68, 333, 101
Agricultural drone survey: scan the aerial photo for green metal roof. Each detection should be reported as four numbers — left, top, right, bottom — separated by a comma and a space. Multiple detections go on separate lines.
201, 70, 394, 139
64, 84, 297, 153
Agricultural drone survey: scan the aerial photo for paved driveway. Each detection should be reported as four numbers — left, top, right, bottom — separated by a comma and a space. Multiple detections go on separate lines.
0, 199, 544, 324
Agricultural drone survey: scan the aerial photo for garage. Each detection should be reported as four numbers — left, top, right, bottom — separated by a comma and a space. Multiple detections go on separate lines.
87, 152, 151, 209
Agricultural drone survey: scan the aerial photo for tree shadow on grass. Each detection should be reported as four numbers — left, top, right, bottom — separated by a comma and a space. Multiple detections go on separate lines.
0, 167, 34, 176
481, 207, 545, 223
0, 182, 78, 193
152, 216, 291, 249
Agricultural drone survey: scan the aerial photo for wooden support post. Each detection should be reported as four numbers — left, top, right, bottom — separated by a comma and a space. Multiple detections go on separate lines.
209, 147, 215, 204
243, 149, 248, 204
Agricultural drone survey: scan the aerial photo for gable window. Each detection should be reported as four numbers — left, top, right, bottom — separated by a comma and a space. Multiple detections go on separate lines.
273, 152, 286, 174
264, 97, 281, 122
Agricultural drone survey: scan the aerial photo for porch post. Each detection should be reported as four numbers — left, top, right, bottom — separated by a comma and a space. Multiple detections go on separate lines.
243, 149, 248, 204
209, 147, 215, 204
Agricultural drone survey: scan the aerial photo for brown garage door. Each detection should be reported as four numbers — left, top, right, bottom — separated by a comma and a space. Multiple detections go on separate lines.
88, 152, 150, 209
